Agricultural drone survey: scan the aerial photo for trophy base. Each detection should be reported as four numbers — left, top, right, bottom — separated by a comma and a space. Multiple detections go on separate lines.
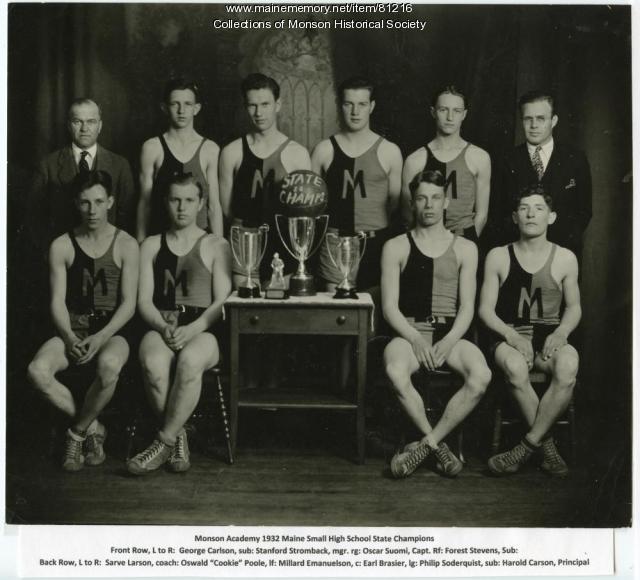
289, 276, 316, 297
333, 287, 358, 300
238, 286, 261, 299
265, 288, 289, 300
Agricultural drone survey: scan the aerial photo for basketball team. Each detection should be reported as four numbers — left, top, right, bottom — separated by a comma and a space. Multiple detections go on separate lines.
25, 73, 591, 479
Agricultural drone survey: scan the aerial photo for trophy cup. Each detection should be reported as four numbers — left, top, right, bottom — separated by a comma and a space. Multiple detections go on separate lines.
275, 170, 329, 297
325, 231, 367, 299
230, 224, 269, 298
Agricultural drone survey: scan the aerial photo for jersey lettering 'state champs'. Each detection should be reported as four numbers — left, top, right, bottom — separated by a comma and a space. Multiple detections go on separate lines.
423, 144, 477, 236
153, 233, 213, 310
150, 136, 210, 233
67, 229, 122, 313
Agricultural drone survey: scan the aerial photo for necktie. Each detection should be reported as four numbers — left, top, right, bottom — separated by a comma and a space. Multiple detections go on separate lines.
79, 151, 90, 174
532, 145, 544, 180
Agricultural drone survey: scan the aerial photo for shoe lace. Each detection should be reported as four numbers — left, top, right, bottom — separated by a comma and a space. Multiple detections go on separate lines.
502, 443, 529, 467
138, 440, 167, 463
172, 434, 186, 461
404, 444, 430, 471
435, 444, 453, 469
65, 437, 83, 460
543, 439, 562, 465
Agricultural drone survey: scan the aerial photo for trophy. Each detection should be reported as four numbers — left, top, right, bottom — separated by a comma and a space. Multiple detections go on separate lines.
230, 224, 269, 298
325, 231, 367, 299
275, 170, 329, 297
265, 252, 288, 300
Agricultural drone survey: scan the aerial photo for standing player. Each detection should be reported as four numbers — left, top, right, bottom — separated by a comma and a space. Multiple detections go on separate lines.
137, 78, 222, 240
382, 170, 491, 478
219, 73, 311, 286
27, 170, 139, 471
402, 86, 491, 242
479, 184, 581, 477
128, 173, 231, 475
312, 76, 402, 293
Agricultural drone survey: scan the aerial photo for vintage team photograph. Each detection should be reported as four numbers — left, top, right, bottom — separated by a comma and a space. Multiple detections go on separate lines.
4, 3, 632, 528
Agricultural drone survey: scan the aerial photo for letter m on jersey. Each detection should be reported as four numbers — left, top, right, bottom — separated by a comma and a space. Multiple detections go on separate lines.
518, 286, 543, 321
251, 169, 275, 199
342, 169, 367, 199
164, 270, 189, 298
82, 268, 107, 298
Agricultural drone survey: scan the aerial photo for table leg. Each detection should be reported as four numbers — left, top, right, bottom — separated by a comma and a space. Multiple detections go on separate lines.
230, 310, 239, 458
356, 310, 368, 464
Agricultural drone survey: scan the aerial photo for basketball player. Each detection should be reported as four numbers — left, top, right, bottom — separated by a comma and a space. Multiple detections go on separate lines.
27, 170, 139, 471
219, 72, 311, 286
382, 170, 491, 478
479, 184, 581, 477
128, 173, 231, 475
312, 75, 403, 292
401, 86, 491, 242
137, 78, 222, 240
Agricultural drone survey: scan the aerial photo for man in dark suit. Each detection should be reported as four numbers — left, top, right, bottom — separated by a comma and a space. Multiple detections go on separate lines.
28, 98, 136, 257
493, 91, 592, 262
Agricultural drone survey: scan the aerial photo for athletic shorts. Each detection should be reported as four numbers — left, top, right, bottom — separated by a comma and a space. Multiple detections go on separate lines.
490, 323, 561, 358
406, 317, 455, 347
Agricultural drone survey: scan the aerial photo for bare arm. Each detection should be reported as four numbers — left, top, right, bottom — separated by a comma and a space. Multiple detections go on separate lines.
203, 141, 223, 237
218, 142, 239, 220
311, 139, 333, 176
136, 139, 160, 243
137, 236, 169, 333
381, 141, 403, 216
471, 147, 491, 237
49, 237, 77, 348
283, 142, 311, 172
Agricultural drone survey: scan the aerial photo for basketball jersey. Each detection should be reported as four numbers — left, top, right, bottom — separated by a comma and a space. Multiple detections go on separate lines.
153, 233, 212, 309
398, 232, 459, 320
324, 136, 389, 235
231, 136, 290, 227
496, 244, 562, 326
66, 229, 122, 312
423, 143, 476, 232
150, 135, 209, 234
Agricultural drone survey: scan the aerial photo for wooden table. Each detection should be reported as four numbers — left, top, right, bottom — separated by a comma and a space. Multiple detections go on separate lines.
225, 291, 374, 464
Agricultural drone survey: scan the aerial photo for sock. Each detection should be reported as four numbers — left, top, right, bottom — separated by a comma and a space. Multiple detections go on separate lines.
522, 436, 540, 451
68, 428, 86, 441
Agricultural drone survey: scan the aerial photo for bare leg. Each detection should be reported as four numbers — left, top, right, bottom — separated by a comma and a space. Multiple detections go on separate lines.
73, 336, 129, 432
27, 337, 74, 417
426, 340, 491, 446
160, 333, 220, 444
139, 331, 175, 420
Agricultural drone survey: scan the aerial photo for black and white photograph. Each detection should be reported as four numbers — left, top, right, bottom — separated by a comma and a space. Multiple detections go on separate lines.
3, 1, 634, 569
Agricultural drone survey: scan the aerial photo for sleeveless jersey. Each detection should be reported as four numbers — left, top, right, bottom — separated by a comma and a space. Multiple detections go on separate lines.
496, 244, 562, 326
231, 136, 290, 227
423, 143, 476, 233
324, 136, 389, 235
66, 229, 122, 312
153, 233, 212, 309
150, 135, 209, 234
398, 232, 459, 320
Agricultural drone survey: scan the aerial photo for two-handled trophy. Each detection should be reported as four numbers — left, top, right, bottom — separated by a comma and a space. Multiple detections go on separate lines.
325, 231, 367, 299
275, 170, 329, 297
230, 224, 269, 298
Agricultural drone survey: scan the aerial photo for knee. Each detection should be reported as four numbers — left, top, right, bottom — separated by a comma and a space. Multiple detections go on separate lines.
96, 354, 123, 385
466, 365, 492, 397
385, 361, 411, 395
28, 359, 53, 392
502, 355, 529, 386
553, 352, 579, 386
140, 354, 168, 387
175, 352, 203, 384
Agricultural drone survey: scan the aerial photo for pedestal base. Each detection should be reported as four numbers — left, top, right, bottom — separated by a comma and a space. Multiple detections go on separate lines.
265, 288, 289, 300
333, 287, 358, 300
289, 276, 316, 297
238, 286, 261, 299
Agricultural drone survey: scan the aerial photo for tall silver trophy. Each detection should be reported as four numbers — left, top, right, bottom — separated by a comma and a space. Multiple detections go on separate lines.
325, 232, 367, 299
230, 224, 269, 298
275, 170, 329, 296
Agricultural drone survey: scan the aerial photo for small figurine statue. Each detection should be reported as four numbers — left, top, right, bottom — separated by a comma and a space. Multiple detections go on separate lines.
265, 252, 288, 299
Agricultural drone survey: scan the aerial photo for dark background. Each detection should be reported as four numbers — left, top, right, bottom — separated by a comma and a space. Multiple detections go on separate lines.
6, 4, 632, 525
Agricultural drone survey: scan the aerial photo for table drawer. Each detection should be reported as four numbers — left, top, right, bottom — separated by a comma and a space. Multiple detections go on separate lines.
236, 307, 360, 333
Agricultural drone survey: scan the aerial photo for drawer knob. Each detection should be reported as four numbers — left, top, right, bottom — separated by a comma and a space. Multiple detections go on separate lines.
250, 315, 260, 325
336, 315, 347, 325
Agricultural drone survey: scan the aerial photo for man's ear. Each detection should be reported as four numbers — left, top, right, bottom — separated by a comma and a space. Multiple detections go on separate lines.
548, 210, 557, 225
193, 103, 202, 116
551, 114, 558, 130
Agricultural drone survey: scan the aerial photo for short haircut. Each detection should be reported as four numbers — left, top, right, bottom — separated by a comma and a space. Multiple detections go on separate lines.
431, 85, 468, 109
72, 170, 113, 198
518, 90, 556, 116
337, 76, 375, 102
409, 169, 446, 198
68, 98, 102, 119
241, 73, 280, 101
512, 183, 554, 210
165, 172, 204, 199
163, 77, 201, 104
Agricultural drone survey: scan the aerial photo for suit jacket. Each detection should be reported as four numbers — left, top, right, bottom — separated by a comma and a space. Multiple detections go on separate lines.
493, 141, 592, 258
28, 144, 136, 254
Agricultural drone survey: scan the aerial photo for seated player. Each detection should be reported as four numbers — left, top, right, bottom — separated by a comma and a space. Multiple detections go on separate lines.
27, 170, 139, 471
479, 184, 581, 477
382, 170, 491, 478
128, 173, 231, 475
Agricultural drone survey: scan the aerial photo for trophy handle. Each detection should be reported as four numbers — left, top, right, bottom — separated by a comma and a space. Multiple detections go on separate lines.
325, 231, 339, 270
275, 214, 299, 261
258, 224, 270, 265
229, 225, 242, 267
309, 214, 329, 258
